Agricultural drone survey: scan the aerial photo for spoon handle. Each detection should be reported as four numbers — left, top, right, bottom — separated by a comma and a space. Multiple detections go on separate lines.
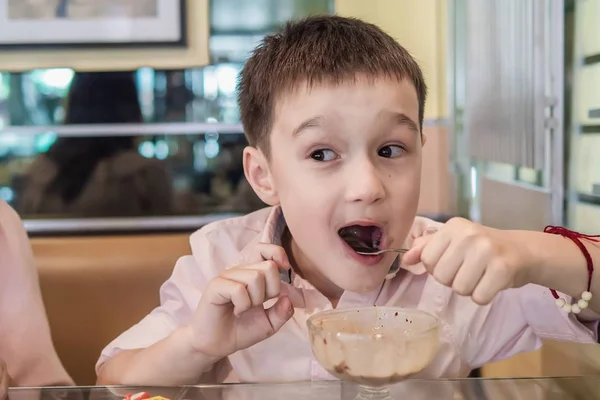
356, 248, 408, 256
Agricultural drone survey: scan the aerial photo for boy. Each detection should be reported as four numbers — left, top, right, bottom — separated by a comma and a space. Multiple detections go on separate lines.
97, 16, 599, 384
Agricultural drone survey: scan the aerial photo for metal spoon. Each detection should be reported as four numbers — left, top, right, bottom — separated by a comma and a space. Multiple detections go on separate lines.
340, 235, 408, 256
355, 247, 409, 256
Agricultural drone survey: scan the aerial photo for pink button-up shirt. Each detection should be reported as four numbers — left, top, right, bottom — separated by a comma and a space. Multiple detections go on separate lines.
97, 206, 597, 382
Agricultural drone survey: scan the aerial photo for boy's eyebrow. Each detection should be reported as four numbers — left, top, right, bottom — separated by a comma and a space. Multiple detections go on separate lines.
389, 112, 420, 134
291, 112, 419, 137
292, 116, 325, 137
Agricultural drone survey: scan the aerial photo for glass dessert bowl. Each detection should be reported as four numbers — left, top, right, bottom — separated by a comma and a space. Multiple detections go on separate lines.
307, 307, 439, 400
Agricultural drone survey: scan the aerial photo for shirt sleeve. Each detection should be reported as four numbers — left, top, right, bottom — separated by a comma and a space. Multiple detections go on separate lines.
518, 284, 598, 342
460, 284, 598, 369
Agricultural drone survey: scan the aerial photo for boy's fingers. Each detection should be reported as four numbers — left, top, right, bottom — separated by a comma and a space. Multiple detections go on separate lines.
256, 243, 292, 270
238, 243, 292, 270
205, 277, 252, 315
264, 296, 294, 333
237, 260, 282, 299
220, 268, 267, 308
402, 235, 431, 265
403, 227, 439, 265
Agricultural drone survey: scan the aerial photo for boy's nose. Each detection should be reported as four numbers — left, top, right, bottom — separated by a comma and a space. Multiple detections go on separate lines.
345, 159, 386, 204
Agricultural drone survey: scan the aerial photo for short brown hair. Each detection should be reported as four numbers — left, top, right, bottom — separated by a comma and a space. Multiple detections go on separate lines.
237, 15, 427, 154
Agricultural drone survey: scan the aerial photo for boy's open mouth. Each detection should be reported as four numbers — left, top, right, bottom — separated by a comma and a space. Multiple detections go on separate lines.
338, 224, 383, 254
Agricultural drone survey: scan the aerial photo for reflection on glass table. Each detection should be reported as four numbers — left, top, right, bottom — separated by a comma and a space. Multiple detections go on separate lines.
7, 378, 600, 400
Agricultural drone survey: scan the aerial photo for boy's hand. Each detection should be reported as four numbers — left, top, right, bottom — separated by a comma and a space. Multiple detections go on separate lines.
0, 359, 9, 400
189, 243, 294, 360
403, 218, 532, 305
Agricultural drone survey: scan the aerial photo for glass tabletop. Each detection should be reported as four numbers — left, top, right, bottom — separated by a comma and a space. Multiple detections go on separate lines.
7, 378, 600, 400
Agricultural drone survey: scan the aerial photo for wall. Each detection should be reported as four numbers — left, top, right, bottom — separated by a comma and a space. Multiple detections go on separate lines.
334, 0, 452, 216
571, 0, 600, 233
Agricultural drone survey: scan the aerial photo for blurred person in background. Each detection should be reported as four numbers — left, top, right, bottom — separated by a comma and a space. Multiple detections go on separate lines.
18, 72, 173, 217
213, 141, 264, 213
0, 200, 73, 388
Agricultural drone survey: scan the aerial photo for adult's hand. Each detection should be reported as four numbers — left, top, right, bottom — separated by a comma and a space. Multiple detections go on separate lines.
0, 359, 9, 400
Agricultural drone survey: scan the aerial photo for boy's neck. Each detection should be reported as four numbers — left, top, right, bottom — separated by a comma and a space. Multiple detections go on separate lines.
282, 227, 343, 306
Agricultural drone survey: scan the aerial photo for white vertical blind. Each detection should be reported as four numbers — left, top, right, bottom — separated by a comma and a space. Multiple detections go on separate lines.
464, 0, 550, 169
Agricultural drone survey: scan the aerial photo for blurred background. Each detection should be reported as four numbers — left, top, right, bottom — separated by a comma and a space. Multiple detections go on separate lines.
1, 0, 597, 236
0, 0, 599, 385
1, 0, 598, 237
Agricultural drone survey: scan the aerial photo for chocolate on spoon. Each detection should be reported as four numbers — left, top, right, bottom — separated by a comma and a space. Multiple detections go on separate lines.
340, 234, 379, 253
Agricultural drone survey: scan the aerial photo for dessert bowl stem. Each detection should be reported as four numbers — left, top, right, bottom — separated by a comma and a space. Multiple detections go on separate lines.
355, 385, 392, 400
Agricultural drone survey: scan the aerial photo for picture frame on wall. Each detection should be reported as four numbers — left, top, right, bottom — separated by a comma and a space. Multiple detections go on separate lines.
0, 0, 186, 49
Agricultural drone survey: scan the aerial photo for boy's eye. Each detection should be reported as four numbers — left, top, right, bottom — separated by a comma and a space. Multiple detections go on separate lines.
378, 145, 405, 158
310, 149, 338, 162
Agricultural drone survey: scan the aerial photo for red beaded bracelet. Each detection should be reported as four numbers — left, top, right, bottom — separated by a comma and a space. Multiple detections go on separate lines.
544, 226, 600, 314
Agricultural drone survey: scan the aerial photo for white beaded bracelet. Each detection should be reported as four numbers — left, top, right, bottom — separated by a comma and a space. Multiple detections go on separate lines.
544, 225, 598, 315
555, 291, 593, 314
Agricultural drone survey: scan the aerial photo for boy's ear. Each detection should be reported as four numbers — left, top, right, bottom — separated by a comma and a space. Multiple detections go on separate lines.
243, 146, 280, 206
421, 132, 427, 147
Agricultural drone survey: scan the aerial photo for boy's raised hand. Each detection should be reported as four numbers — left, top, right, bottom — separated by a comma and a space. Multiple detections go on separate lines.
189, 243, 294, 360
403, 217, 533, 305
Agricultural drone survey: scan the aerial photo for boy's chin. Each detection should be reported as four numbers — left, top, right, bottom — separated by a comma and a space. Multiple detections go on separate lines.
333, 273, 387, 294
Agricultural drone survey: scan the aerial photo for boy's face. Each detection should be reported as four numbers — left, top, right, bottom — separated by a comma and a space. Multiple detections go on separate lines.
245, 77, 423, 295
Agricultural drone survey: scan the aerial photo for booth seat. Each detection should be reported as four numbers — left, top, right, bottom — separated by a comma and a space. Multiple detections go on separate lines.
31, 233, 191, 386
